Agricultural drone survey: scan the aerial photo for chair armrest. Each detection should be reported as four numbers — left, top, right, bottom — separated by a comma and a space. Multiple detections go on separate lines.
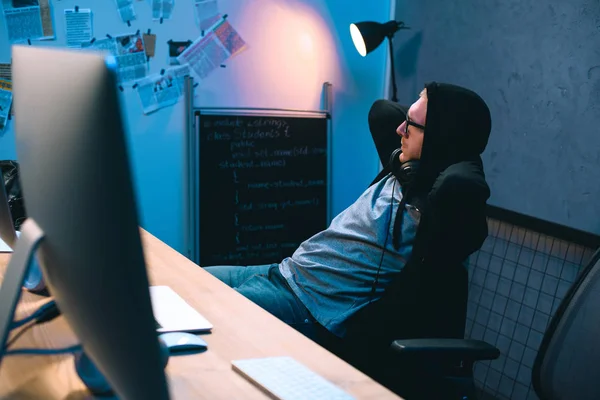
391, 338, 500, 362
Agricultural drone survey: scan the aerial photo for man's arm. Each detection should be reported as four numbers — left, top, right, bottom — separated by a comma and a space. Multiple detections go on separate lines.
368, 100, 404, 169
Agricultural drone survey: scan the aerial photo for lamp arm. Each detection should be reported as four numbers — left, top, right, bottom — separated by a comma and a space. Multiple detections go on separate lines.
387, 36, 398, 102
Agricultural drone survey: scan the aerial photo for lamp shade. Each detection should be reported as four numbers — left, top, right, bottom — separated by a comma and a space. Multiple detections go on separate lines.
350, 20, 404, 56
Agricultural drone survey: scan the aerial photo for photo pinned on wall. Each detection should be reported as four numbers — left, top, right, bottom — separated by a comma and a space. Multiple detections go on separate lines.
64, 8, 93, 48
2, 0, 55, 43
194, 0, 220, 31
134, 64, 190, 114
0, 80, 13, 134
177, 18, 246, 82
152, 0, 175, 21
167, 40, 192, 65
82, 32, 148, 83
115, 0, 136, 25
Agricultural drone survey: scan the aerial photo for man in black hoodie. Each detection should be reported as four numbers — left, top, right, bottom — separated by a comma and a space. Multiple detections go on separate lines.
205, 82, 491, 345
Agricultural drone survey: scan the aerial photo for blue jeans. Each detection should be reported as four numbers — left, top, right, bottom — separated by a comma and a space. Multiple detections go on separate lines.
204, 264, 328, 343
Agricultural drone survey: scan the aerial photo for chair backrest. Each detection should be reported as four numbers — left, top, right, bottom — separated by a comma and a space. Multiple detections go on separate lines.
532, 247, 600, 400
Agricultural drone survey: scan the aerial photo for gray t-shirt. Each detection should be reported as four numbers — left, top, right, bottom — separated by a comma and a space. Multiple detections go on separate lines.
279, 174, 420, 337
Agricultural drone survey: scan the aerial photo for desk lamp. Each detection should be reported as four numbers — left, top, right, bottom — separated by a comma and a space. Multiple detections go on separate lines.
350, 20, 409, 102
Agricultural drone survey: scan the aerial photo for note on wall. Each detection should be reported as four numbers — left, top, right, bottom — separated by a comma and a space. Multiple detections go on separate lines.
194, 0, 220, 30
2, 0, 55, 43
152, 0, 175, 21
0, 64, 11, 82
82, 32, 147, 83
115, 0, 136, 24
65, 8, 93, 48
177, 18, 246, 82
135, 65, 189, 114
0, 80, 13, 134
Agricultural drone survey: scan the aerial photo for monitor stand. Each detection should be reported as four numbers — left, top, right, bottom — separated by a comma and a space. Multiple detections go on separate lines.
0, 219, 45, 367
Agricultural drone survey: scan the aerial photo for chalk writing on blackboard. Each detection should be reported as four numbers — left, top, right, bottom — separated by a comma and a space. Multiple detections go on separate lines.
198, 113, 329, 266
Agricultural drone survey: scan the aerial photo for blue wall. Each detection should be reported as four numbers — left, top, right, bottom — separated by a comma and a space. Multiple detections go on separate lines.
393, 0, 600, 235
0, 1, 394, 256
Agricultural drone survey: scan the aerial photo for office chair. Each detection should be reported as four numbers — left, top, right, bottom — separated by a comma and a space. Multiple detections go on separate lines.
531, 247, 600, 400
316, 168, 500, 400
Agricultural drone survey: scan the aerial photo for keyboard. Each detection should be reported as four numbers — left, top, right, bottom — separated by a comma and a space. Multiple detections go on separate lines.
231, 356, 355, 400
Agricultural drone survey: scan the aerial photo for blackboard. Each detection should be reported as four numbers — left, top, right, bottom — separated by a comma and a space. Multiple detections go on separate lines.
194, 109, 330, 266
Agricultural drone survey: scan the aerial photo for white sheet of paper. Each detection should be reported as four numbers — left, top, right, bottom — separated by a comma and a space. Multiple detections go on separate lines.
135, 65, 189, 114
177, 19, 246, 82
115, 0, 136, 23
0, 230, 19, 253
152, 0, 175, 20
65, 8, 93, 48
194, 0, 219, 30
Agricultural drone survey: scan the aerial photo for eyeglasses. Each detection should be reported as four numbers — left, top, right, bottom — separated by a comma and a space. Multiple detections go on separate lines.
400, 117, 426, 136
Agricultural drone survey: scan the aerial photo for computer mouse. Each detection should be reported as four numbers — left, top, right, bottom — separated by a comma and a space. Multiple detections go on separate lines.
159, 332, 208, 353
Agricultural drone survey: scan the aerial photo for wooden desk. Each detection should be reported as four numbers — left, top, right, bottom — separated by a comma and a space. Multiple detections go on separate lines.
0, 230, 401, 399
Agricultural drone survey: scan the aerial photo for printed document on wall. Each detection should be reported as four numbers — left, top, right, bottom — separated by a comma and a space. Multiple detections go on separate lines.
194, 0, 220, 30
115, 0, 136, 24
0, 80, 13, 134
152, 0, 175, 20
2, 0, 55, 43
82, 32, 147, 83
65, 8, 93, 48
177, 19, 246, 82
135, 65, 189, 114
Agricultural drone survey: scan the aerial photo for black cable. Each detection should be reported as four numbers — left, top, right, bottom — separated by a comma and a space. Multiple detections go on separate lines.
4, 301, 61, 350
3, 345, 82, 356
4, 320, 37, 349
369, 178, 397, 304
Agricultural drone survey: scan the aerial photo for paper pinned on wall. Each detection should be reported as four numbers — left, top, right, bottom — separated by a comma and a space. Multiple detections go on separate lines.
194, 0, 220, 30
82, 32, 147, 83
115, 0, 136, 24
64, 8, 93, 48
0, 64, 11, 82
143, 33, 157, 58
135, 64, 189, 114
177, 18, 246, 82
38, 0, 54, 38
0, 80, 13, 134
1, 0, 55, 43
152, 0, 175, 21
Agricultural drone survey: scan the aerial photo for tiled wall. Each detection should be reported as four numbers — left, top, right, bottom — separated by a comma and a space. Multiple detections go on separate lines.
464, 218, 596, 400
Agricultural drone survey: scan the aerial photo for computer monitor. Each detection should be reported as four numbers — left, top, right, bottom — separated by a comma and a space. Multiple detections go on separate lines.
0, 46, 170, 399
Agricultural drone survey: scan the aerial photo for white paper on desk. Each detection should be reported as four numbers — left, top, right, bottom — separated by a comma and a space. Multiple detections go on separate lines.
177, 18, 246, 82
0, 230, 19, 253
152, 0, 175, 20
0, 79, 12, 134
2, 0, 54, 43
65, 8, 93, 49
194, 0, 220, 30
115, 0, 136, 24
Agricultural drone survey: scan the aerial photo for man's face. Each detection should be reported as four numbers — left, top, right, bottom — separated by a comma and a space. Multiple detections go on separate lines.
396, 96, 427, 163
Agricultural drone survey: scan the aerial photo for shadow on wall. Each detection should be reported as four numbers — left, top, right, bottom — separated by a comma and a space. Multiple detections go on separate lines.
394, 30, 423, 99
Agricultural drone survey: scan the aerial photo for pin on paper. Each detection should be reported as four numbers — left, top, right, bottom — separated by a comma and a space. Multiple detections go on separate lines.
127, 20, 131, 27
90, 37, 96, 44
106, 34, 113, 39
118, 85, 124, 92
132, 83, 139, 89
160, 69, 165, 75
75, 5, 79, 12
